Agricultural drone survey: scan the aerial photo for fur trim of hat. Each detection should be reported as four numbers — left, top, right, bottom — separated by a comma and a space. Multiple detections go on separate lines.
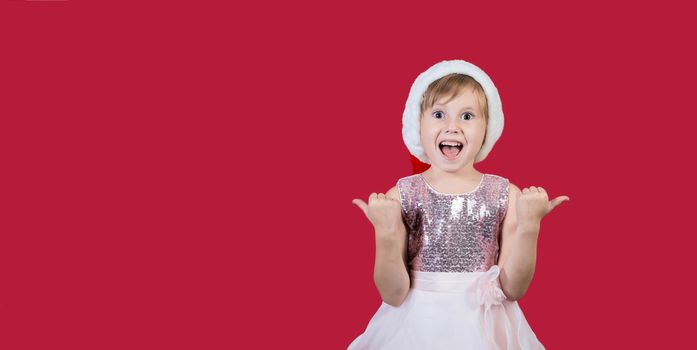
402, 59, 504, 164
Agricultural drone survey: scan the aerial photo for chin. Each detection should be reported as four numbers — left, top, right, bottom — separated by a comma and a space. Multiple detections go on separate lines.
430, 157, 471, 171
428, 149, 472, 165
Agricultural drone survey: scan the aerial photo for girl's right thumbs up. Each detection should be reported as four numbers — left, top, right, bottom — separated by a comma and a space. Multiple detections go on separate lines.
352, 192, 377, 217
352, 193, 402, 233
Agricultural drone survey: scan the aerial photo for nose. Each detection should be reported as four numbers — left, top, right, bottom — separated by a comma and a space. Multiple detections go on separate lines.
445, 117, 461, 134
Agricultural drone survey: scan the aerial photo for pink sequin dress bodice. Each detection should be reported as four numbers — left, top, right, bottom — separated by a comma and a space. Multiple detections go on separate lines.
397, 173, 510, 273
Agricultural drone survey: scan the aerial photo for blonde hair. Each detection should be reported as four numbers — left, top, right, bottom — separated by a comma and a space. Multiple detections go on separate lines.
420, 73, 489, 123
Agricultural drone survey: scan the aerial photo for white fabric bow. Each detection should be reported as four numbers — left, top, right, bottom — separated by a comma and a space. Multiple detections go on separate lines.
475, 265, 509, 349
473, 265, 546, 349
476, 264, 507, 310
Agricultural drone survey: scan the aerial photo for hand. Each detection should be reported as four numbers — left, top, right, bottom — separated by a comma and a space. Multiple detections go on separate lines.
352, 193, 404, 237
516, 186, 570, 226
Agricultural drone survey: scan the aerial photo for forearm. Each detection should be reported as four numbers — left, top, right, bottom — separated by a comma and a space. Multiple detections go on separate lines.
373, 228, 410, 307
499, 221, 540, 301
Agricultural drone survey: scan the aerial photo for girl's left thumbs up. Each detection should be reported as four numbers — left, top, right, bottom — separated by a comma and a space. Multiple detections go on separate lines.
550, 195, 570, 211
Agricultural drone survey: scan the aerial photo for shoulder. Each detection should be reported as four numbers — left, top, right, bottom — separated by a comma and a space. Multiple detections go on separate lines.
397, 173, 420, 183
484, 173, 517, 193
387, 174, 420, 204
503, 181, 522, 215
485, 174, 521, 218
500, 180, 522, 225
386, 185, 400, 204
483, 173, 506, 184
508, 182, 522, 195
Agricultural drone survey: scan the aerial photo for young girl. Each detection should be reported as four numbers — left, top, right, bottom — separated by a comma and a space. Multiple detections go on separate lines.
348, 59, 569, 349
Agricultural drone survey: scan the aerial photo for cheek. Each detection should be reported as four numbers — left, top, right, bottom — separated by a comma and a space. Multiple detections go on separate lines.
466, 123, 487, 139
419, 132, 437, 151
419, 121, 430, 136
420, 125, 437, 141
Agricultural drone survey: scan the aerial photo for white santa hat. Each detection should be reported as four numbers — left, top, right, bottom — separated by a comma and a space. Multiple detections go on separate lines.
402, 59, 504, 164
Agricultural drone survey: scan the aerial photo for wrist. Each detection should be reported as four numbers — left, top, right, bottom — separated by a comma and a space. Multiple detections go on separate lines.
375, 226, 405, 243
374, 224, 405, 235
517, 219, 540, 234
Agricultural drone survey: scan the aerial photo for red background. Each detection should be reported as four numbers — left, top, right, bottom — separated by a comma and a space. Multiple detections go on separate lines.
2, 1, 696, 349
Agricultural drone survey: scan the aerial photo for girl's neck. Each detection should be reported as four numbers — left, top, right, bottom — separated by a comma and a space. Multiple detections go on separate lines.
424, 165, 482, 181
421, 166, 484, 195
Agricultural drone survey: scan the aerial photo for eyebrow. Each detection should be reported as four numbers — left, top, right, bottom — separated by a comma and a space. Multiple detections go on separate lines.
433, 103, 477, 110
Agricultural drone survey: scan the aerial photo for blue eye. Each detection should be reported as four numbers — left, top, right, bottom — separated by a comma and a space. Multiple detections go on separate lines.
462, 112, 474, 120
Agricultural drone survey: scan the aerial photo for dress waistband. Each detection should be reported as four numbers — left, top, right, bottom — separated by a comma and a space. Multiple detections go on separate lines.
410, 266, 499, 292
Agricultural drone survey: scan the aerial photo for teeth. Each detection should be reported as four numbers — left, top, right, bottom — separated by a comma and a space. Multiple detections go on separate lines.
440, 141, 463, 147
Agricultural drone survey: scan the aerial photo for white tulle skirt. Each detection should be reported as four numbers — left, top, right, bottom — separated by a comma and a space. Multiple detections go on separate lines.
347, 265, 545, 350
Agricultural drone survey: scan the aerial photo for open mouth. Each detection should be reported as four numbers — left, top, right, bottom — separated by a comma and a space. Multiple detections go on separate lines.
438, 141, 463, 160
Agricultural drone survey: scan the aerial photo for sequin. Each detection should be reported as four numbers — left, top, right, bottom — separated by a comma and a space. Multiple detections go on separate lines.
397, 173, 509, 273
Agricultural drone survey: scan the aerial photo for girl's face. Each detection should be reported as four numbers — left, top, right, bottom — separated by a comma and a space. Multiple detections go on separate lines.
420, 89, 487, 172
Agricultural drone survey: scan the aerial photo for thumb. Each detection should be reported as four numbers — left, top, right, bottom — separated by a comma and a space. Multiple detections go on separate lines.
550, 195, 570, 210
352, 198, 369, 215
